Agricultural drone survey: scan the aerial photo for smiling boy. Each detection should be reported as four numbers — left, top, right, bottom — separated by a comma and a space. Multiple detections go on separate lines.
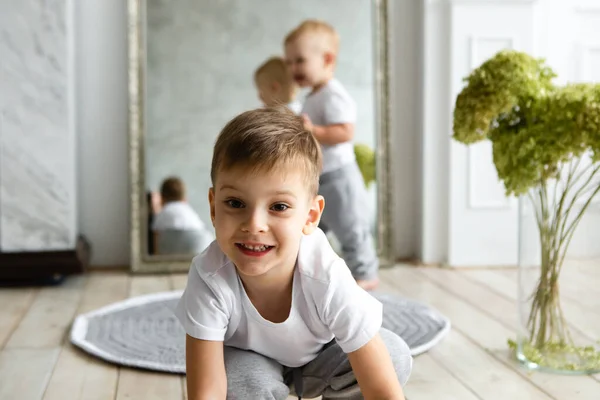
175, 107, 412, 399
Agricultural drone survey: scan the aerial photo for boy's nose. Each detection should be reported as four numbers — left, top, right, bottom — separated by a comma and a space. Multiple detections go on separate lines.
241, 210, 268, 233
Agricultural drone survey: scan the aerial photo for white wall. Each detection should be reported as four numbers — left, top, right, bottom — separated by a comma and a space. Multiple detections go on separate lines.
77, 0, 129, 266
1, 0, 78, 252
76, 0, 422, 267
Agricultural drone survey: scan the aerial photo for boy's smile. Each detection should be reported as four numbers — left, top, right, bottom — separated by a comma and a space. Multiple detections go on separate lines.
236, 242, 274, 257
209, 166, 324, 281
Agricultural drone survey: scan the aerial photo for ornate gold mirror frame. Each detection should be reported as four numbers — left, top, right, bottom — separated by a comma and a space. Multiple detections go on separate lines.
128, 0, 394, 273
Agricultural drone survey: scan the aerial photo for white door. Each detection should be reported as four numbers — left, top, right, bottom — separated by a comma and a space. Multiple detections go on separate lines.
537, 0, 600, 260
447, 1, 537, 266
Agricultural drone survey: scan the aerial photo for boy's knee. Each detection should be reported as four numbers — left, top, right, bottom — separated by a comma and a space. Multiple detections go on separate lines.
227, 382, 289, 399
379, 329, 413, 387
227, 372, 289, 399
393, 354, 413, 387
224, 348, 289, 399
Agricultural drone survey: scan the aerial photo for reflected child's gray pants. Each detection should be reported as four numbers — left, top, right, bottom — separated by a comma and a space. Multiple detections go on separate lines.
223, 328, 413, 399
319, 162, 379, 281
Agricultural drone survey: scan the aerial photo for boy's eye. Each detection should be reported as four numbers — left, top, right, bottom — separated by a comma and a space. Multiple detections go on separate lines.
225, 199, 244, 209
271, 203, 289, 212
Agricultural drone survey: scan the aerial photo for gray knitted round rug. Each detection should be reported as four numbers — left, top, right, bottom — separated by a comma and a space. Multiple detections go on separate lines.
70, 290, 450, 373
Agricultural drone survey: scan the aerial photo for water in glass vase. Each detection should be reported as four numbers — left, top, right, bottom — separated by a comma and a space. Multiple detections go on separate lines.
515, 158, 600, 374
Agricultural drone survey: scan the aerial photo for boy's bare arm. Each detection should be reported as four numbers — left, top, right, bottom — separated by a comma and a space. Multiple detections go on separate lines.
347, 333, 406, 400
312, 123, 354, 145
186, 335, 227, 400
302, 114, 354, 145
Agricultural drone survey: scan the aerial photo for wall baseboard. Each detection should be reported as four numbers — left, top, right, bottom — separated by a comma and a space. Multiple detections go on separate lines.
87, 265, 129, 272
0, 235, 91, 284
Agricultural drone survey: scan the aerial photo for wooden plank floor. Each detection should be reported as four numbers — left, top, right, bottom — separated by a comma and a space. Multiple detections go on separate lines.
0, 265, 598, 400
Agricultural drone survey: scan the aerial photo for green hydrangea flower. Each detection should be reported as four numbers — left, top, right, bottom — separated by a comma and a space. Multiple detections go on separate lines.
453, 50, 600, 196
354, 143, 376, 187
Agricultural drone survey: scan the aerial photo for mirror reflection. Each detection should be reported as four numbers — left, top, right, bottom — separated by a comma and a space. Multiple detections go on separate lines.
143, 0, 378, 261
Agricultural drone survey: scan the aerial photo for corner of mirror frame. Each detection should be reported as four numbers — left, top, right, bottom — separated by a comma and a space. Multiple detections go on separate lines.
128, 0, 143, 273
128, 0, 193, 274
373, 0, 395, 268
128, 0, 395, 272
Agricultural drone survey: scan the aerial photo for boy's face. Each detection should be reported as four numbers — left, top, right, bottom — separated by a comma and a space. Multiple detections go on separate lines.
285, 35, 333, 88
209, 165, 324, 279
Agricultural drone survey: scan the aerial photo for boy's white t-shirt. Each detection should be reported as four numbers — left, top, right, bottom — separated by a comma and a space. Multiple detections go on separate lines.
301, 79, 357, 174
287, 100, 303, 114
152, 201, 207, 231
174, 228, 382, 367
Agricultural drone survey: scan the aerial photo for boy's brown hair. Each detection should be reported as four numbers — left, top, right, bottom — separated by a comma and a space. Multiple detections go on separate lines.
284, 19, 340, 55
160, 176, 186, 203
211, 107, 322, 195
254, 56, 296, 104
254, 57, 291, 87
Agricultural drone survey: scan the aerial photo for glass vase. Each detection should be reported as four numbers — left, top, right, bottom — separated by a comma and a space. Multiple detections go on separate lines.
516, 173, 600, 374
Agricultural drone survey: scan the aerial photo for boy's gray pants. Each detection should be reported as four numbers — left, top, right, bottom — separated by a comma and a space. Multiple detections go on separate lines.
223, 328, 413, 399
319, 162, 378, 280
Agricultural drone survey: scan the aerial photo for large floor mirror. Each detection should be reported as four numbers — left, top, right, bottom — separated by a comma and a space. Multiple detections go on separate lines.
129, 0, 393, 273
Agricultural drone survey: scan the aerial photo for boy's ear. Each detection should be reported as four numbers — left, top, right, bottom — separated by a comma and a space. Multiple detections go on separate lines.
303, 195, 325, 235
324, 52, 336, 66
208, 188, 216, 227
271, 81, 281, 92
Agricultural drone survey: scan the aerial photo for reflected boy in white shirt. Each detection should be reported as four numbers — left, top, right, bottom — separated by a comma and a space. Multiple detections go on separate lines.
285, 20, 379, 290
152, 176, 214, 254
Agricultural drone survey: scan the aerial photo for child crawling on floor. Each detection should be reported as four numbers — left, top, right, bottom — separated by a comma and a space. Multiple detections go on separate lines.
175, 107, 412, 399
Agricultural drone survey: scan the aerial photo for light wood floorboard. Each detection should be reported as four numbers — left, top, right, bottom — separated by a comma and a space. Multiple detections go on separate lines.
0, 265, 598, 400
